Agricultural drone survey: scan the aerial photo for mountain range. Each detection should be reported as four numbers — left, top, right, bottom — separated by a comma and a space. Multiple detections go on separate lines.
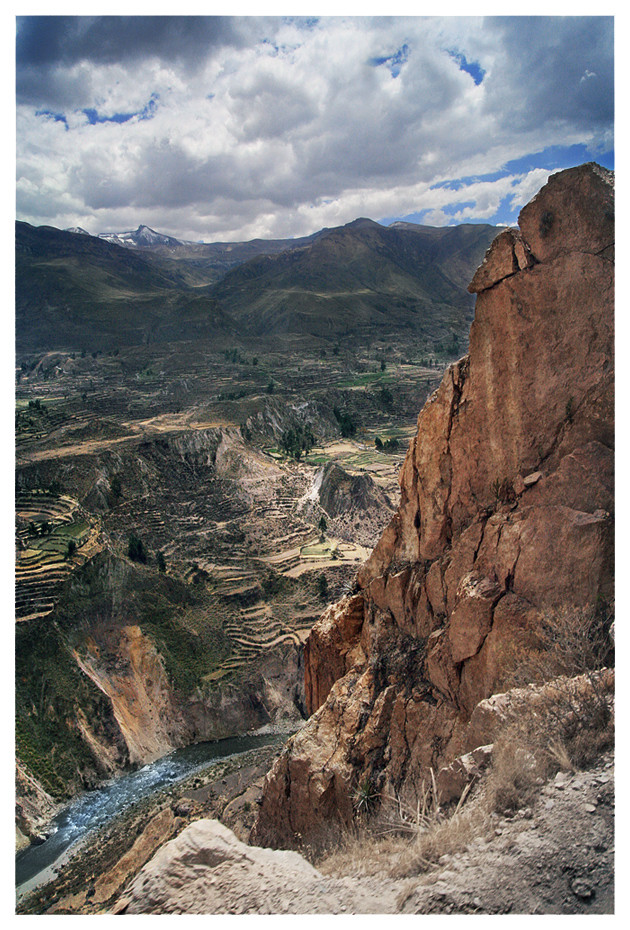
16, 217, 500, 354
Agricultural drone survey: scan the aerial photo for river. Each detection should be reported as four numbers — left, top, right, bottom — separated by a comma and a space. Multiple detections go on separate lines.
16, 731, 283, 899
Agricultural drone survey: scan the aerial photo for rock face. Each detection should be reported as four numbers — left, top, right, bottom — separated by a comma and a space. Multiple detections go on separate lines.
72, 625, 186, 765
116, 819, 391, 914
298, 461, 394, 548
252, 163, 614, 849
15, 763, 59, 851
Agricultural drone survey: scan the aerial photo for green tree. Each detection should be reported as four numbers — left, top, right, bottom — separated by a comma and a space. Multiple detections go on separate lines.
379, 386, 393, 409
280, 423, 315, 460
333, 406, 356, 438
128, 534, 147, 564
317, 573, 329, 601
156, 551, 167, 573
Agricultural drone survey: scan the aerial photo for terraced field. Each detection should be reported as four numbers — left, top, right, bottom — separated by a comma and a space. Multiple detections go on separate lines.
15, 491, 103, 621
14, 336, 443, 799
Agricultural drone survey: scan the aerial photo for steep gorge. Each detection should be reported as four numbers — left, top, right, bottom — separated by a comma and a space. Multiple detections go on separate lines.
251, 163, 614, 849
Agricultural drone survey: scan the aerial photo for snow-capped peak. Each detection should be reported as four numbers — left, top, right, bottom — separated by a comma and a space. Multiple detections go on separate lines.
97, 225, 183, 250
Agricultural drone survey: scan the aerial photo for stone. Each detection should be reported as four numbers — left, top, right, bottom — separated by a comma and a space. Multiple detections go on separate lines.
571, 878, 595, 900
303, 595, 365, 714
253, 164, 615, 849
518, 163, 613, 264
447, 572, 503, 664
436, 744, 493, 804
467, 228, 520, 294
117, 819, 382, 914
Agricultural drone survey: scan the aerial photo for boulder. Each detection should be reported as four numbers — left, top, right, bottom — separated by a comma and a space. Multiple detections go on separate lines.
115, 819, 382, 914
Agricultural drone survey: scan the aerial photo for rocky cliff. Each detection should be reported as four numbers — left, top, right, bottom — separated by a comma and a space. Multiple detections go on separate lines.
251, 163, 614, 849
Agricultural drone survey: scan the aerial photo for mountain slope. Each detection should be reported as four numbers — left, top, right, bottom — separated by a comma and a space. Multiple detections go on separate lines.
16, 222, 230, 353
16, 217, 499, 354
210, 218, 499, 341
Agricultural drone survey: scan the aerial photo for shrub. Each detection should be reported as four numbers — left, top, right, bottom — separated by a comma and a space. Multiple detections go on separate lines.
127, 534, 147, 564
317, 573, 329, 600
353, 776, 379, 817
333, 406, 356, 438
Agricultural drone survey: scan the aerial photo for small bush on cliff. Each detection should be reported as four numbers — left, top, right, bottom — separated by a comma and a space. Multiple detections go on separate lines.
127, 533, 147, 564
353, 776, 379, 817
501, 604, 614, 767
317, 573, 329, 600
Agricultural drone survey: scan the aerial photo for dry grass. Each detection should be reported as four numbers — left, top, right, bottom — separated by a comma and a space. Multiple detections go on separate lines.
319, 769, 491, 880
319, 682, 613, 881
496, 604, 614, 771
318, 605, 614, 883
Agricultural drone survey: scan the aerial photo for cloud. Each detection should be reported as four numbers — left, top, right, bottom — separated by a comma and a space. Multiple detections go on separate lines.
15, 15, 614, 241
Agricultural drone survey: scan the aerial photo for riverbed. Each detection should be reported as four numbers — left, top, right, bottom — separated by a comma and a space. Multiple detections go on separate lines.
16, 731, 283, 898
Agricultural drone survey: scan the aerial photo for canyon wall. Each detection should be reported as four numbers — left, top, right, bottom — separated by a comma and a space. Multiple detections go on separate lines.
251, 163, 614, 849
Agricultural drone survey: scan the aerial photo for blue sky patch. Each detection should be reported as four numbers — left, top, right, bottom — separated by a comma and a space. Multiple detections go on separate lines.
442, 200, 476, 217
36, 109, 68, 129
379, 207, 433, 227
370, 43, 409, 78
504, 144, 614, 174
448, 50, 485, 85
82, 93, 159, 126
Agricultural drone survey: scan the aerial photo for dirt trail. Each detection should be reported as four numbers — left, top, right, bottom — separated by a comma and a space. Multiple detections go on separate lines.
394, 753, 615, 915
112, 752, 614, 915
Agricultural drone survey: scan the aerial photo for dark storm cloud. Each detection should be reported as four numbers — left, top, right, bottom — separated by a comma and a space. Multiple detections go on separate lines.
484, 17, 613, 131
17, 15, 244, 67
16, 16, 253, 106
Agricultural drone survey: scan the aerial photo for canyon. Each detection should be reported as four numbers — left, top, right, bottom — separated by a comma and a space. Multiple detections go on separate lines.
251, 162, 614, 851
15, 163, 614, 915
16, 210, 494, 844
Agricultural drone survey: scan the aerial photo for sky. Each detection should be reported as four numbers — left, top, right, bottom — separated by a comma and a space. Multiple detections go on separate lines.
15, 11, 614, 242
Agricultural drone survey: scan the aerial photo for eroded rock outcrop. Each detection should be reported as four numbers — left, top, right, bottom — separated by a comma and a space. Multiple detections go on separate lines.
72, 625, 186, 764
252, 163, 614, 849
115, 819, 392, 914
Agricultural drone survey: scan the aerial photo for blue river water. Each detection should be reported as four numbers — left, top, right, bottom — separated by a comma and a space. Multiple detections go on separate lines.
16, 731, 282, 896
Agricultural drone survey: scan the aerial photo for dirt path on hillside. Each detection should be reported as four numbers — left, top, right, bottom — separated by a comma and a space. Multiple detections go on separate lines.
393, 752, 614, 915
18, 746, 614, 916
113, 750, 614, 915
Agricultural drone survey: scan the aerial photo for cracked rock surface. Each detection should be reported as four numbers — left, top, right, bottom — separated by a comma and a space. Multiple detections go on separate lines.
252, 163, 614, 850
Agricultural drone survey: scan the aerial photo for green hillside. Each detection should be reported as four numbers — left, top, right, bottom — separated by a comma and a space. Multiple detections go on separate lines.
16, 222, 230, 353
210, 218, 498, 342
16, 217, 500, 355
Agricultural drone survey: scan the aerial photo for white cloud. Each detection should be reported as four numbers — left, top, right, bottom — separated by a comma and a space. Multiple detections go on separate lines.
15, 15, 613, 241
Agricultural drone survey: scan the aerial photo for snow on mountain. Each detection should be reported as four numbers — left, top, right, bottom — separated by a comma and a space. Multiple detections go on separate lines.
97, 225, 185, 250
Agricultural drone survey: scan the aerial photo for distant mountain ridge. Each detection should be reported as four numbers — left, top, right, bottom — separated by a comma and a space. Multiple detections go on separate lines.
211, 217, 499, 339
18, 216, 501, 354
